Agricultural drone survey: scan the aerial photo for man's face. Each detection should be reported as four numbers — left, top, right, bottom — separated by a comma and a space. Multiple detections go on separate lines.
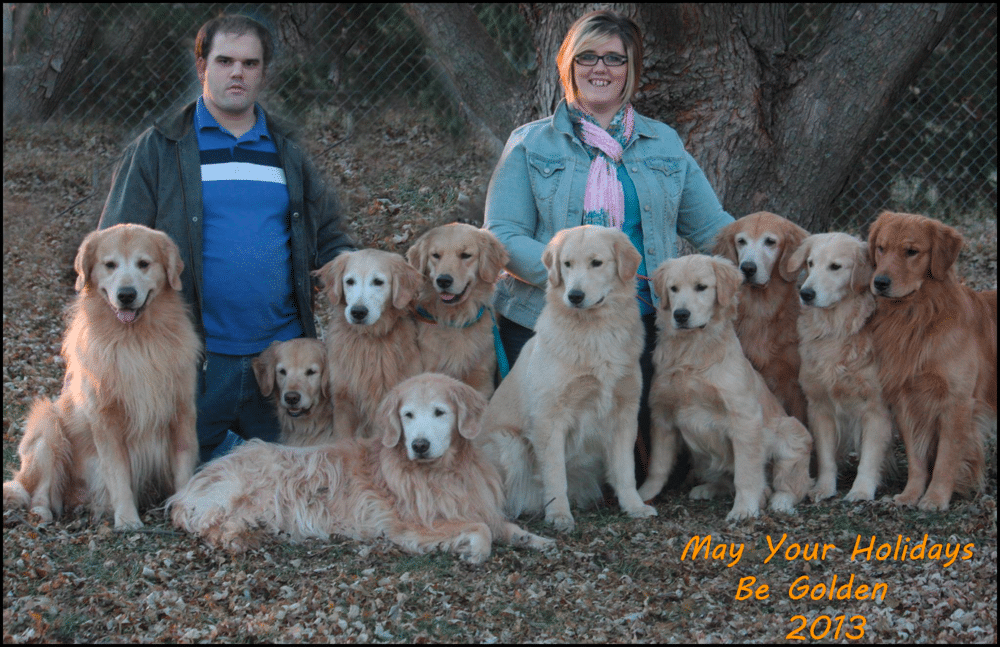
197, 31, 265, 121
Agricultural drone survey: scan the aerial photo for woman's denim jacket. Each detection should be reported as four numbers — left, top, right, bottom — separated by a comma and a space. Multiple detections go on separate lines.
484, 100, 735, 330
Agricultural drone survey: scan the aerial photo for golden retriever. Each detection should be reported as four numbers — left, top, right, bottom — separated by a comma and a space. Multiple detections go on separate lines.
3, 224, 200, 529
713, 211, 810, 423
253, 338, 334, 446
868, 211, 997, 510
167, 373, 554, 563
638, 255, 812, 521
785, 233, 894, 501
405, 223, 509, 398
479, 225, 657, 532
313, 249, 425, 440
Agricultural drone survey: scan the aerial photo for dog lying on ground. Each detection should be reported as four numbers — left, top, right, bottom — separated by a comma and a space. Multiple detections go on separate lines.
406, 223, 509, 398
3, 224, 200, 529
868, 211, 997, 510
479, 225, 657, 531
168, 373, 555, 563
314, 249, 425, 440
713, 211, 810, 424
253, 338, 334, 446
638, 254, 813, 521
786, 233, 894, 502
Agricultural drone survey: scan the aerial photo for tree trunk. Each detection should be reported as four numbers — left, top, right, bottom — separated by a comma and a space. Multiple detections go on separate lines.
402, 3, 533, 154
6, 3, 99, 123
409, 3, 963, 232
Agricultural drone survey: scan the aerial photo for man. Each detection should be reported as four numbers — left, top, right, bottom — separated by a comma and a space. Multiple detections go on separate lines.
99, 15, 355, 462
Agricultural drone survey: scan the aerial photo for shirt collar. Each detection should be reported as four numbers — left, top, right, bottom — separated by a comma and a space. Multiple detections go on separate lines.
195, 96, 270, 142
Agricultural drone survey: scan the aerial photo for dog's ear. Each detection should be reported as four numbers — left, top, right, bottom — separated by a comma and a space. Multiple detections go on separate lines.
850, 238, 874, 294
252, 342, 278, 397
614, 233, 642, 283
542, 234, 563, 287
928, 218, 963, 280
713, 256, 742, 307
866, 212, 889, 268
651, 261, 672, 311
477, 229, 510, 283
448, 380, 487, 440
74, 229, 102, 292
156, 230, 185, 292
784, 236, 812, 279
711, 220, 739, 263
315, 342, 331, 400
404, 234, 429, 275
392, 257, 424, 309
313, 253, 349, 305
777, 220, 810, 282
378, 387, 404, 448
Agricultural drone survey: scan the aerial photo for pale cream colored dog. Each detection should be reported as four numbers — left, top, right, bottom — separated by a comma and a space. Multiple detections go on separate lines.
314, 249, 424, 440
480, 225, 657, 532
638, 255, 812, 521
253, 338, 334, 446
406, 223, 509, 398
785, 233, 894, 502
3, 224, 200, 529
168, 374, 554, 563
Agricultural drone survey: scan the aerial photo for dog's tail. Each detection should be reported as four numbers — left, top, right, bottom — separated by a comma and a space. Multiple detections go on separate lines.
3, 399, 73, 522
478, 429, 543, 518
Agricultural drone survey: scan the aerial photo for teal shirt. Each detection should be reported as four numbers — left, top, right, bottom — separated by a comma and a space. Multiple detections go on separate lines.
618, 165, 654, 315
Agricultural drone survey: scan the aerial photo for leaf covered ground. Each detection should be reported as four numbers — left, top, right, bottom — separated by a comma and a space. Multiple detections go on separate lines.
3, 110, 997, 643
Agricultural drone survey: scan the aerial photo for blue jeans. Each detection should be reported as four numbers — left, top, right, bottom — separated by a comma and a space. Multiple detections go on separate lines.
198, 350, 281, 464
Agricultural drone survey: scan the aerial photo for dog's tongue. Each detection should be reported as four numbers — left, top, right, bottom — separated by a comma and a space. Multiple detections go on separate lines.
440, 293, 458, 303
117, 310, 137, 324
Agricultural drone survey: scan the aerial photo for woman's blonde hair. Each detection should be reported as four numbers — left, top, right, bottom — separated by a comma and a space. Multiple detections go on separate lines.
556, 10, 644, 110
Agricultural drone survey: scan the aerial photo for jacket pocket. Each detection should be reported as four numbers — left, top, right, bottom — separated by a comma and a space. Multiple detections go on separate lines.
645, 157, 684, 200
527, 153, 566, 202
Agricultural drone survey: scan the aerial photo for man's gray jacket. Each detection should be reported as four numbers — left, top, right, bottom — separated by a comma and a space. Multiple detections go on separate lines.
99, 100, 355, 341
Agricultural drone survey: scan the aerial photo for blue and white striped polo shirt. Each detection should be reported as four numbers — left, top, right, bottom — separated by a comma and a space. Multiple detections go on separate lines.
195, 97, 302, 355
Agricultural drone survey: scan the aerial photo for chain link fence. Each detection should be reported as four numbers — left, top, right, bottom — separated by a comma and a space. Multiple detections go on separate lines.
4, 3, 995, 228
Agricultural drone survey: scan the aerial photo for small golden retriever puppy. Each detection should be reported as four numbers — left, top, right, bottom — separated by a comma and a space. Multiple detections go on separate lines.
168, 373, 554, 563
406, 223, 509, 398
868, 211, 997, 510
480, 225, 657, 532
714, 212, 810, 423
639, 255, 812, 521
253, 338, 334, 446
314, 249, 425, 440
3, 224, 200, 529
785, 233, 894, 502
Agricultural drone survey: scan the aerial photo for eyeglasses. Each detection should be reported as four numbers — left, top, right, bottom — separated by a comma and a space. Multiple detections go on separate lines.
574, 52, 628, 67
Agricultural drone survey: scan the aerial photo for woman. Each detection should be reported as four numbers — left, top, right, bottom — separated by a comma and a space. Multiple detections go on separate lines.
484, 9, 734, 484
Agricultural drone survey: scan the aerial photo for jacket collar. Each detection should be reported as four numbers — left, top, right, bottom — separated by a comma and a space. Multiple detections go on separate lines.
154, 99, 296, 143
554, 99, 659, 143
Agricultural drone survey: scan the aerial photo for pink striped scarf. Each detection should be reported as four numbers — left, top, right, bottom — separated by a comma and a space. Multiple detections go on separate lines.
571, 103, 635, 230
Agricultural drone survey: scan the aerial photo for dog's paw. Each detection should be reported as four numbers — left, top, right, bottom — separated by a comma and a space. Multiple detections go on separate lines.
809, 481, 836, 502
768, 492, 798, 514
689, 484, 718, 500
626, 503, 658, 519
29, 505, 54, 524
916, 492, 950, 512
457, 531, 492, 564
637, 481, 662, 502
114, 509, 144, 530
546, 511, 575, 533
519, 532, 557, 552
842, 487, 875, 503
893, 487, 923, 507
725, 504, 760, 522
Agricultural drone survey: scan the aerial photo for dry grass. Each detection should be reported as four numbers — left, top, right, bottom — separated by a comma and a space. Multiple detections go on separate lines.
3, 112, 997, 643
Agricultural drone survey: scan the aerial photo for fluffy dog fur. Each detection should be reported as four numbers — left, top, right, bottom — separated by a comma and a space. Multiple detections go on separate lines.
167, 374, 554, 563
786, 233, 894, 502
479, 225, 657, 532
868, 211, 997, 510
406, 223, 509, 398
3, 224, 200, 528
714, 211, 810, 423
253, 338, 334, 446
314, 249, 424, 440
638, 255, 812, 521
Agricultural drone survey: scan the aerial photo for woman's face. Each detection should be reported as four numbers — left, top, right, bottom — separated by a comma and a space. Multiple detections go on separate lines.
572, 35, 628, 117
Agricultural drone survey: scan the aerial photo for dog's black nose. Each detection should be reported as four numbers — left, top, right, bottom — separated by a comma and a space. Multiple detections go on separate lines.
284, 392, 301, 406
118, 287, 137, 305
436, 274, 453, 290
350, 305, 368, 322
740, 262, 757, 279
873, 275, 891, 293
673, 309, 690, 325
411, 438, 430, 456
799, 287, 815, 304
567, 289, 585, 306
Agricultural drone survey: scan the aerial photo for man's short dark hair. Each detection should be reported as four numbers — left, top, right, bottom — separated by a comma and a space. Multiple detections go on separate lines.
195, 15, 274, 69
